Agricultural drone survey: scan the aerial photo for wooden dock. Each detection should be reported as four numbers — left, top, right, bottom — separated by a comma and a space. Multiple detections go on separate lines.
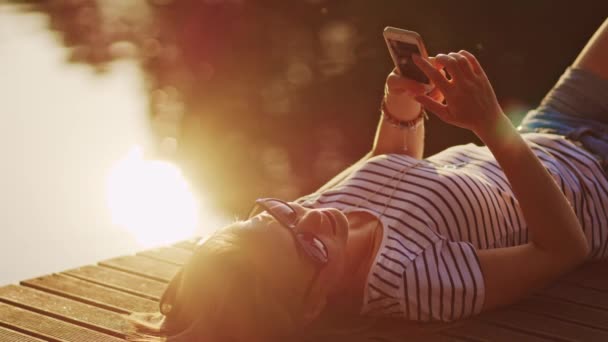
1, 237, 607, 341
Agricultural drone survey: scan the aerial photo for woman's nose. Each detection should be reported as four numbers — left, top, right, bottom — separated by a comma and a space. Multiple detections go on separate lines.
296, 209, 324, 233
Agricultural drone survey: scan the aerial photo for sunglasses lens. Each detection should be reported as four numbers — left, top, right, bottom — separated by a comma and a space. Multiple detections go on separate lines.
255, 198, 328, 266
296, 232, 328, 264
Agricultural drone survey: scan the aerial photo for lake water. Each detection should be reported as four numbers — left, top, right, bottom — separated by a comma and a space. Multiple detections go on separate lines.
0, 6, 227, 286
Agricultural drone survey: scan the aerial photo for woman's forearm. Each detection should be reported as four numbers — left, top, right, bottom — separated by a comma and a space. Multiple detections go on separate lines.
371, 95, 425, 158
479, 114, 589, 262
371, 115, 425, 158
372, 67, 442, 158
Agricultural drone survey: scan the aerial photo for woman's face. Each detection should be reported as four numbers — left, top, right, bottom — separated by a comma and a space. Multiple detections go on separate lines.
247, 202, 350, 310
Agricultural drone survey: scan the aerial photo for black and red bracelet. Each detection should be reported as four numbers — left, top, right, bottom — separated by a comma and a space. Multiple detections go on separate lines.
381, 97, 428, 130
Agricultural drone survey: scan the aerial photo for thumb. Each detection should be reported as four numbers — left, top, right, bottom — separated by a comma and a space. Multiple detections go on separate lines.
415, 95, 450, 120
427, 86, 445, 103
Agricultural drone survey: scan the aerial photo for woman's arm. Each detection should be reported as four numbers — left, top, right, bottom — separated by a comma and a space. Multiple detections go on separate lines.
477, 115, 589, 310
414, 51, 590, 311
371, 68, 443, 158
371, 103, 425, 158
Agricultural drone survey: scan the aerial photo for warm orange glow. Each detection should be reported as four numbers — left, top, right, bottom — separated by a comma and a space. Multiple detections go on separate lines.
106, 146, 200, 247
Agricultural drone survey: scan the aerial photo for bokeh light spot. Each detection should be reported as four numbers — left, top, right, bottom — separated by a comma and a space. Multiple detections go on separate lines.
286, 61, 313, 87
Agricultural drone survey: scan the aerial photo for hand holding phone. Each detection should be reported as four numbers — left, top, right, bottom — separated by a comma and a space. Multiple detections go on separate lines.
383, 27, 430, 85
412, 50, 504, 136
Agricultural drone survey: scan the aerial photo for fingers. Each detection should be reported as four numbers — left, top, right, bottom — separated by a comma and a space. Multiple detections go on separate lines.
448, 52, 475, 79
458, 50, 485, 76
415, 94, 449, 119
428, 85, 444, 103
434, 53, 468, 81
412, 54, 450, 91
429, 57, 448, 78
428, 56, 445, 71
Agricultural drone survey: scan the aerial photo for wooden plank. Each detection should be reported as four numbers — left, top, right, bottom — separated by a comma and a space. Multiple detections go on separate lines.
0, 326, 44, 342
0, 285, 128, 338
99, 255, 179, 282
300, 317, 461, 342
442, 319, 552, 342
476, 309, 608, 341
137, 247, 192, 266
21, 274, 157, 314
514, 296, 608, 331
172, 237, 200, 251
540, 282, 608, 310
300, 330, 463, 342
0, 302, 124, 342
63, 266, 166, 301
560, 261, 608, 292
360, 331, 466, 342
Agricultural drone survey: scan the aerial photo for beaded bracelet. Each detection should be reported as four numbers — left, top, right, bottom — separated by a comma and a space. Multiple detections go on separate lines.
381, 97, 428, 130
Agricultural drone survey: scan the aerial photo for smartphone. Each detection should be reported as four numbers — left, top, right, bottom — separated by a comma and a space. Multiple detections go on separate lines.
383, 27, 430, 85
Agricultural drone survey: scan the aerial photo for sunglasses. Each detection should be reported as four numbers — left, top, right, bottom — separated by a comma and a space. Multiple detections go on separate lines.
248, 198, 329, 301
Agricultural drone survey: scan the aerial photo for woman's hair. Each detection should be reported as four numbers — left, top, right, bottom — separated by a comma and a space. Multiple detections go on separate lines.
125, 221, 305, 341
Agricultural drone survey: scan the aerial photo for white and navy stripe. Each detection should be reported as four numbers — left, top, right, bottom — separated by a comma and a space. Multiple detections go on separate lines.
297, 132, 608, 322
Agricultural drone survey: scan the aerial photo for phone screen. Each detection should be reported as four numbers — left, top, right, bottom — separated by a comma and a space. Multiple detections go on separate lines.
388, 39, 430, 84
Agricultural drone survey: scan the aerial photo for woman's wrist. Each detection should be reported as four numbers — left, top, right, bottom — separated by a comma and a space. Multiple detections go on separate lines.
384, 93, 423, 121
474, 112, 514, 147
381, 98, 428, 130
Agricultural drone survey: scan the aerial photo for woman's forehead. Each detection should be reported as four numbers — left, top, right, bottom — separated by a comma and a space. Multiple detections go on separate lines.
246, 215, 295, 254
244, 216, 311, 276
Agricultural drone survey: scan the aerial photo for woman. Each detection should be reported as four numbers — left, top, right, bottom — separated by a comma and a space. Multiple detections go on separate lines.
128, 18, 608, 341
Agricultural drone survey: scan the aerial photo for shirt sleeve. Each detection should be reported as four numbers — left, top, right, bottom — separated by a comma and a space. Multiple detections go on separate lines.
402, 239, 485, 322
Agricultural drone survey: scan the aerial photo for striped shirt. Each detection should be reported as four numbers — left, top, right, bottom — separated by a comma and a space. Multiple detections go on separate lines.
296, 132, 608, 322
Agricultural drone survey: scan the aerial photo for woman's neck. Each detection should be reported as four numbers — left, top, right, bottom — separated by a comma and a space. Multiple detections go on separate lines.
328, 212, 382, 312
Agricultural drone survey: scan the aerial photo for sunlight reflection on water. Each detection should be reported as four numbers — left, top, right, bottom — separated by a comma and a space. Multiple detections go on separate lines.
106, 146, 199, 247
0, 6, 227, 286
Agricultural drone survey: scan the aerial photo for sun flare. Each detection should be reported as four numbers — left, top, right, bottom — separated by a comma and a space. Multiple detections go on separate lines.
106, 146, 200, 248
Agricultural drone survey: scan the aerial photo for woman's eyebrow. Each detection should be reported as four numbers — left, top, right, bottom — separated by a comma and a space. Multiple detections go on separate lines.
251, 212, 272, 224
248, 213, 282, 232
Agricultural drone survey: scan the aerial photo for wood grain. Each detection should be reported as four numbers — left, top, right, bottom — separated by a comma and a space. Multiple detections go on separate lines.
0, 326, 45, 342
137, 247, 192, 266
63, 265, 166, 301
442, 319, 553, 342
0, 285, 128, 338
514, 295, 608, 331
540, 282, 608, 310
560, 262, 608, 292
21, 274, 157, 314
476, 308, 608, 341
0, 302, 124, 342
99, 255, 179, 282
